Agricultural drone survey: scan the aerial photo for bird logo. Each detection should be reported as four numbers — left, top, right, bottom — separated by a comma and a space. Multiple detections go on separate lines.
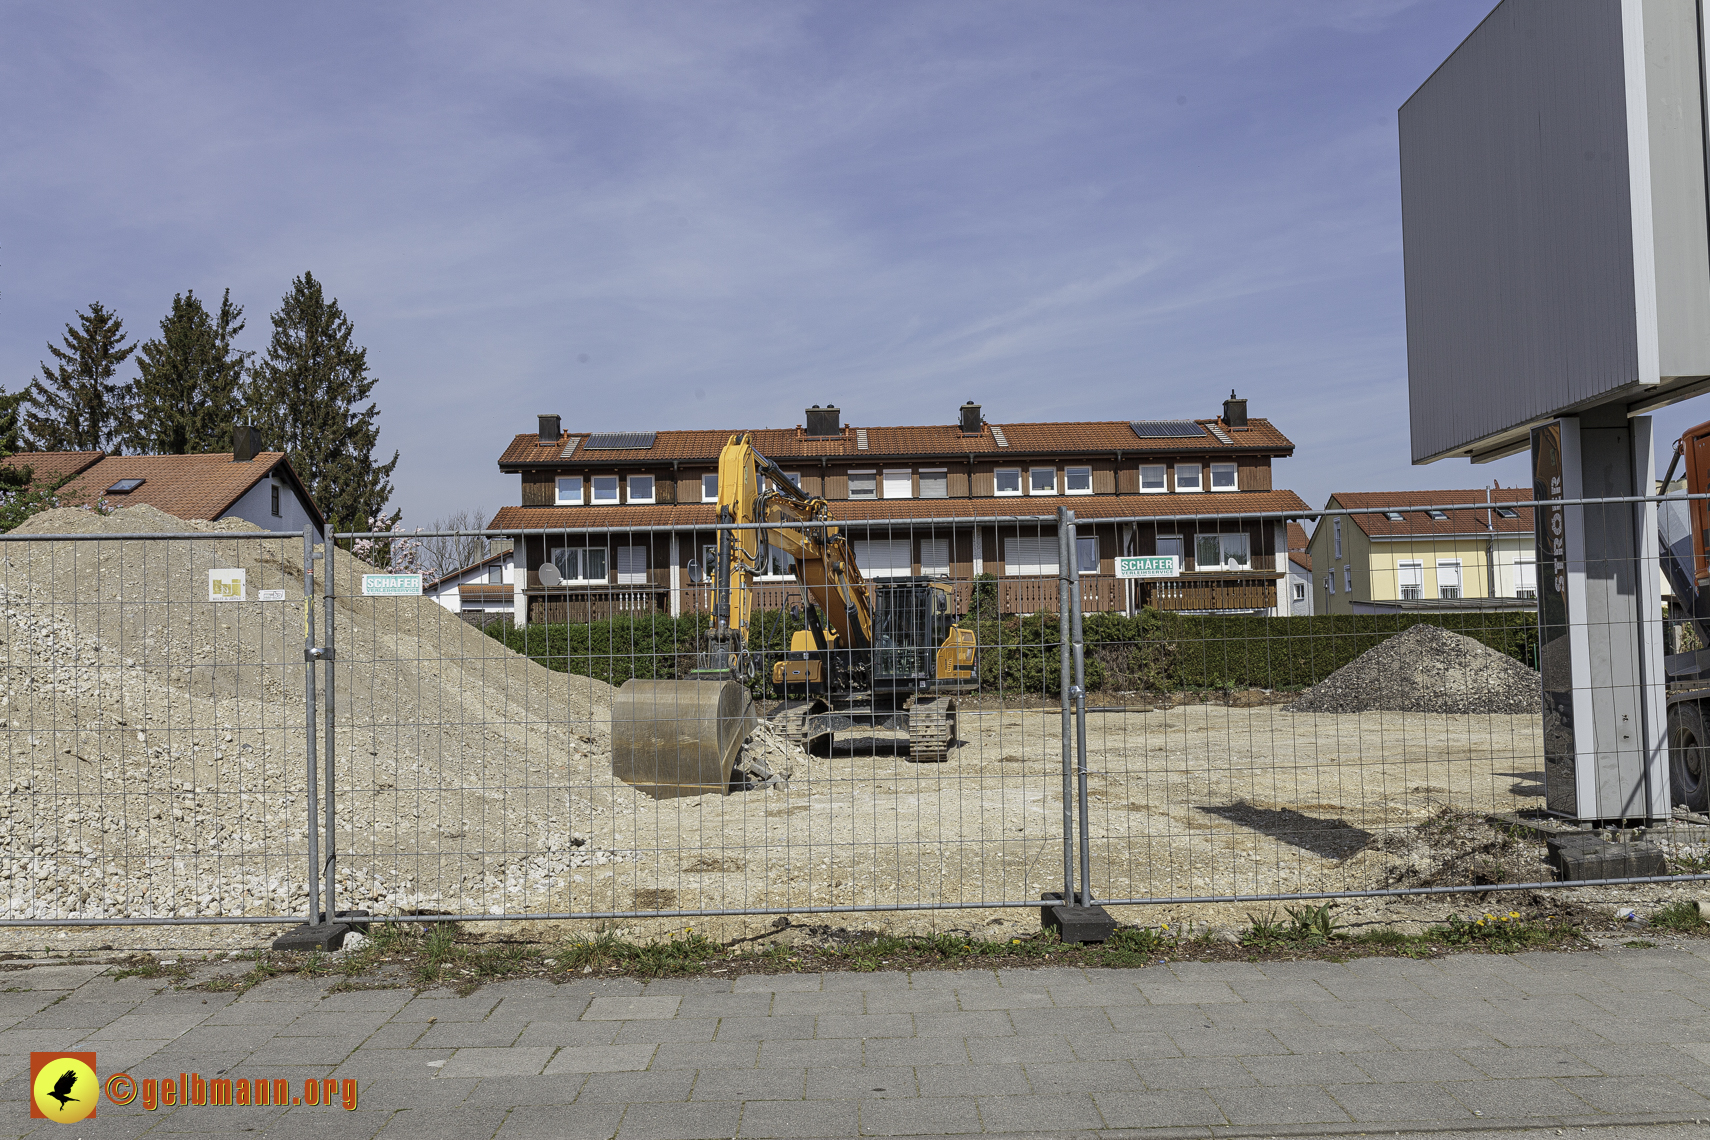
29, 1053, 97, 1123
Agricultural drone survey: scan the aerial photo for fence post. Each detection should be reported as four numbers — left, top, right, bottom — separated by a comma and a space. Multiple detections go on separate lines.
302, 527, 321, 931
1056, 508, 1076, 907
1066, 511, 1093, 907
322, 533, 338, 926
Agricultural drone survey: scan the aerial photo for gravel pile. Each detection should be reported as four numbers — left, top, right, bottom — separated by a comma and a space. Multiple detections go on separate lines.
0, 505, 806, 928
1286, 623, 1540, 715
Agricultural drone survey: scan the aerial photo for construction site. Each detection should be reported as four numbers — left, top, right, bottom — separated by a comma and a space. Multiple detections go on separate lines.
3, 499, 1705, 956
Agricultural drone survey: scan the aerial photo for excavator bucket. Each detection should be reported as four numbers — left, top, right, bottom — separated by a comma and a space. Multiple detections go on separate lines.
611, 679, 757, 799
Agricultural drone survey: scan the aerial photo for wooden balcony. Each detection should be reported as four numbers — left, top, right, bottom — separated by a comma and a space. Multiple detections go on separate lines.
1143, 575, 1279, 612
999, 577, 1127, 615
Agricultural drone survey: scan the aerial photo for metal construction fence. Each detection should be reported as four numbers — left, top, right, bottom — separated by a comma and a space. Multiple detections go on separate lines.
2, 495, 1708, 937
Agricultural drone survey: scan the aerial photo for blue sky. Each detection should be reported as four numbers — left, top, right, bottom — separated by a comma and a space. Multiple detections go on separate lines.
8, 0, 1687, 529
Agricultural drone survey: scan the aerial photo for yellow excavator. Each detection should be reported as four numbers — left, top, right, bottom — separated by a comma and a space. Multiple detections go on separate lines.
610, 433, 978, 797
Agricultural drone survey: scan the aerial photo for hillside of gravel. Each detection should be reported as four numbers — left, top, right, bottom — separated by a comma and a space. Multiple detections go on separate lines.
1284, 623, 1541, 715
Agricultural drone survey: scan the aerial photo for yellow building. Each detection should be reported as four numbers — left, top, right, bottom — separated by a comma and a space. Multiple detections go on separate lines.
1307, 489, 1536, 615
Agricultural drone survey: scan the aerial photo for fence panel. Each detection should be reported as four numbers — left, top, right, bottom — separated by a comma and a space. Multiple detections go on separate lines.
0, 526, 312, 928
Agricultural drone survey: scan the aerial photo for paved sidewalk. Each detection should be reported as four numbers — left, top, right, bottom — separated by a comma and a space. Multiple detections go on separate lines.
4, 945, 1710, 1138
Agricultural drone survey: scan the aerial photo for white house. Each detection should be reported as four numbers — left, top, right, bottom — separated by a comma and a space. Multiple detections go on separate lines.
425, 545, 516, 620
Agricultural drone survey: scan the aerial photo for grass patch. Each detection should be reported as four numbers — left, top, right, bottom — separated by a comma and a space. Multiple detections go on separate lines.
1650, 900, 1704, 932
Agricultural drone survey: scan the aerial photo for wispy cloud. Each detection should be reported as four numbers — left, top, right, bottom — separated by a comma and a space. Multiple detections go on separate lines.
2, 0, 1546, 527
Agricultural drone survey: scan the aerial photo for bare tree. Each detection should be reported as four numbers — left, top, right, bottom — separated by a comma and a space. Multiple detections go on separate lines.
413, 509, 494, 581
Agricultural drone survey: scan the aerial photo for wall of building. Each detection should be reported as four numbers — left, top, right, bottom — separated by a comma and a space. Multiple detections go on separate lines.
223, 466, 322, 540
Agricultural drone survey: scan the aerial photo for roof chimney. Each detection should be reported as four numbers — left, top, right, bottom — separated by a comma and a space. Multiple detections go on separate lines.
805, 404, 841, 437
959, 400, 982, 434
1222, 390, 1248, 430
538, 414, 561, 443
232, 424, 263, 463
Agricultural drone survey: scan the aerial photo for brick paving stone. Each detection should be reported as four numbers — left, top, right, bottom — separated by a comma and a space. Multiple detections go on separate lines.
965, 1034, 1077, 1066
1240, 1053, 1371, 1085
767, 991, 865, 1016
1092, 1088, 1227, 1129
1566, 1042, 1708, 1075
617, 1100, 742, 1140
652, 1042, 760, 1071
954, 985, 1053, 1010
1560, 1075, 1710, 1114
1022, 1059, 1145, 1092
1262, 1026, 1394, 1055
1356, 1050, 1487, 1083
1165, 1026, 1291, 1057
761, 1038, 864, 1068
513, 1021, 622, 1049
1213, 1084, 1352, 1125
803, 1064, 917, 1099
712, 1015, 815, 1041
813, 1013, 913, 1039
676, 993, 773, 1019
856, 1095, 979, 1136
498, 1102, 624, 1140
738, 1099, 858, 1138
437, 1046, 556, 1078
577, 1069, 697, 1103
696, 1066, 807, 1101
911, 1010, 1015, 1038
733, 973, 823, 993
1454, 1046, 1603, 1078
868, 1037, 967, 1067
461, 1073, 583, 1106
977, 1091, 1104, 1132
1447, 1077, 1594, 1118
583, 996, 682, 1021
915, 1062, 1027, 1097
1326, 1080, 1475, 1123
1135, 1056, 1255, 1089
861, 988, 958, 1014
613, 1018, 717, 1045
542, 1045, 658, 1074
1067, 1031, 1183, 1061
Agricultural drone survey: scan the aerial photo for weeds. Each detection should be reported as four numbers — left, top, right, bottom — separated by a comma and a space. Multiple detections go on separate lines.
1429, 911, 1562, 951
1650, 900, 1704, 932
1242, 904, 1341, 948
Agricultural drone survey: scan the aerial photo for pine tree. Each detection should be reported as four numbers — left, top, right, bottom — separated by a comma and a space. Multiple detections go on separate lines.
24, 303, 135, 452
246, 272, 397, 533
0, 387, 30, 492
129, 289, 249, 454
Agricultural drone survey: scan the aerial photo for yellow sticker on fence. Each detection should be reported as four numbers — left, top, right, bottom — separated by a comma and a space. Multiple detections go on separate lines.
208, 569, 246, 602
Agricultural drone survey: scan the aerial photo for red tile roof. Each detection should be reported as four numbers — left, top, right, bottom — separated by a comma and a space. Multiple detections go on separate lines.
499, 418, 1293, 468
56, 452, 325, 528
1329, 489, 1534, 539
1, 451, 106, 485
492, 490, 1309, 532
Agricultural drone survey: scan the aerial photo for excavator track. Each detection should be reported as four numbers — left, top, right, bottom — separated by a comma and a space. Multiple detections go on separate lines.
773, 699, 830, 754
906, 697, 956, 763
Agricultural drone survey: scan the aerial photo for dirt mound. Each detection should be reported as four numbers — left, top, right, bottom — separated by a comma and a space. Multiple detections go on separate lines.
1286, 623, 1540, 715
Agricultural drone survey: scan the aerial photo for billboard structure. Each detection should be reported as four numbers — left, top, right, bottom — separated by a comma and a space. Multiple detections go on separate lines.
1401, 0, 1710, 466
1401, 0, 1704, 822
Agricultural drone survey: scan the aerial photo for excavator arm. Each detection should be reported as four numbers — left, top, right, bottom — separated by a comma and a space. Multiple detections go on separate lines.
711, 433, 873, 668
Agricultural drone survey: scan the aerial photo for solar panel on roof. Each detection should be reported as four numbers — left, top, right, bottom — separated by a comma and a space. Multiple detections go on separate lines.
1130, 420, 1205, 439
583, 432, 656, 450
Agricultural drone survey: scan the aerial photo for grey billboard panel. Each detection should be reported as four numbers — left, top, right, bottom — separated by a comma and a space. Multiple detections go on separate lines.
1401, 0, 1710, 465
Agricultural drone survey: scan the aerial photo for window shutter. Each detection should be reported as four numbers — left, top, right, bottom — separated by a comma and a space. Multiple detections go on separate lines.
616, 546, 647, 584
1002, 536, 1059, 576
920, 538, 950, 577
854, 539, 912, 578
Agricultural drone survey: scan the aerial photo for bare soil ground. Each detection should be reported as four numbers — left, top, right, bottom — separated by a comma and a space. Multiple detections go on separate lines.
0, 507, 1698, 956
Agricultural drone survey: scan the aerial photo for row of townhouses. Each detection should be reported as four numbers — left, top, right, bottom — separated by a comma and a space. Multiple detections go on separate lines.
476, 394, 1308, 623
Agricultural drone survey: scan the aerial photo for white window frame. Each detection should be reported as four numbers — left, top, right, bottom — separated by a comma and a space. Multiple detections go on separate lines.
1174, 464, 1202, 492
550, 547, 608, 584
1029, 467, 1057, 495
1139, 465, 1167, 494
1332, 519, 1342, 558
918, 469, 949, 499
591, 476, 619, 504
555, 476, 584, 506
1065, 466, 1093, 495
1195, 533, 1251, 572
701, 474, 718, 503
1398, 559, 1424, 601
1003, 535, 1059, 576
755, 544, 796, 581
882, 469, 913, 500
1326, 572, 1336, 596
1436, 558, 1462, 600
627, 475, 655, 504
919, 537, 950, 577
1209, 462, 1238, 491
615, 545, 648, 584
993, 468, 1022, 497
848, 470, 877, 500
1344, 566, 1353, 594
1076, 536, 1098, 574
1292, 581, 1306, 602
854, 538, 913, 578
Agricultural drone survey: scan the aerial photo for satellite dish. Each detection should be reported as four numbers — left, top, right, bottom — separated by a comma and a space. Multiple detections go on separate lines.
538, 562, 562, 587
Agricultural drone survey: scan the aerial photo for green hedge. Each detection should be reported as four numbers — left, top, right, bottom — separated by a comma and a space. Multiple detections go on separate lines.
488, 609, 1539, 695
